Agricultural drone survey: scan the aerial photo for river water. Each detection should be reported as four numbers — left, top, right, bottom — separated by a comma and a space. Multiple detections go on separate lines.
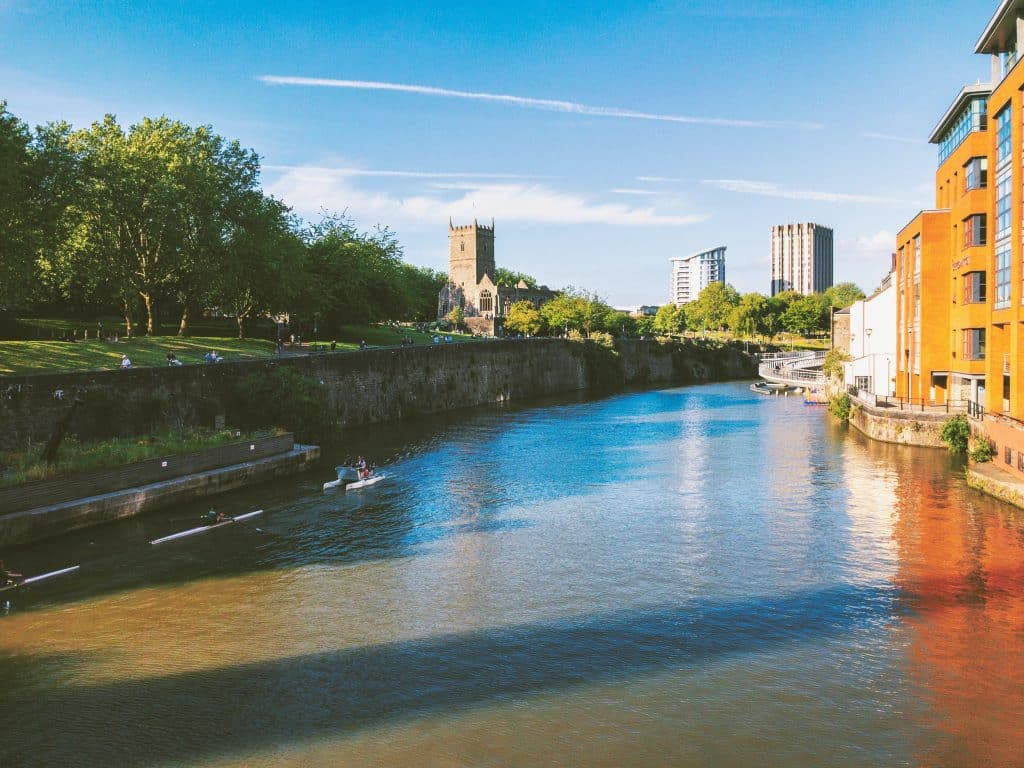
2, 381, 1023, 767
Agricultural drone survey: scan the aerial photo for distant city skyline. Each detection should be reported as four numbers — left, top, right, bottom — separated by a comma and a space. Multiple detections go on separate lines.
0, 0, 997, 304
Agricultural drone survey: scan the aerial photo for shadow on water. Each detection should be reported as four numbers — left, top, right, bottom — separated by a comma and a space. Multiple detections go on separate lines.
1, 383, 755, 614
0, 583, 894, 768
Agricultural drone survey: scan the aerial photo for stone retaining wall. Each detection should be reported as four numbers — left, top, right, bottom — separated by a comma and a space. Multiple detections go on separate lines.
847, 401, 948, 448
0, 339, 757, 452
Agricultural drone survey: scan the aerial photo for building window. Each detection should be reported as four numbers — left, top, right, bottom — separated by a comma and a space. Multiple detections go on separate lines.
964, 156, 988, 191
996, 241, 1012, 308
460, 242, 465, 252
1006, 446, 1013, 465
938, 98, 988, 164
963, 271, 987, 303
963, 214, 987, 248
1018, 452, 1024, 471
996, 167, 1013, 239
479, 289, 492, 314
997, 104, 1012, 167
963, 328, 986, 360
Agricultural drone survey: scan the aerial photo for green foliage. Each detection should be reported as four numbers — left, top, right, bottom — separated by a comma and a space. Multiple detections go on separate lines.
685, 283, 740, 331
822, 348, 851, 380
940, 414, 970, 454
540, 288, 614, 336
828, 393, 851, 421
729, 293, 771, 338
969, 438, 994, 463
653, 303, 685, 335
494, 268, 537, 288
0, 101, 39, 310
227, 366, 330, 440
588, 330, 615, 348
635, 315, 656, 337
446, 306, 465, 329
781, 295, 827, 336
504, 300, 543, 336
824, 282, 866, 309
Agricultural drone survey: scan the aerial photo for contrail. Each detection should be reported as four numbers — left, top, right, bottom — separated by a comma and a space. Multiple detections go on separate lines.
258, 75, 822, 130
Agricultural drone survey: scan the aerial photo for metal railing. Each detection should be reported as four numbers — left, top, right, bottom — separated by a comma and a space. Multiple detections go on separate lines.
860, 395, 971, 414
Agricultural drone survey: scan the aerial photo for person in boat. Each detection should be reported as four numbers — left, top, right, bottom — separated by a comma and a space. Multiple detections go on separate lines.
355, 455, 370, 480
202, 509, 230, 524
0, 560, 24, 587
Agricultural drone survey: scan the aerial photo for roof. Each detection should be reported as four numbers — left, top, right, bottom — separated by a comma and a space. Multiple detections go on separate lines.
975, 0, 1024, 54
928, 83, 992, 144
670, 246, 727, 263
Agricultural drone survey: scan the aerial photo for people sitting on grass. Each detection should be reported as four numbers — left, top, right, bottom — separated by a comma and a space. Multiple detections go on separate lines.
203, 350, 223, 364
120, 354, 132, 369
166, 352, 183, 367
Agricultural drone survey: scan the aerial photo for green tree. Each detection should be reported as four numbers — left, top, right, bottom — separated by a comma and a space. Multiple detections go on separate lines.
398, 264, 447, 321
653, 303, 685, 335
824, 282, 865, 309
729, 293, 770, 338
494, 268, 537, 288
504, 300, 542, 336
446, 305, 465, 329
0, 102, 41, 310
781, 295, 826, 336
540, 292, 586, 335
636, 315, 656, 337
607, 311, 636, 337
686, 282, 740, 332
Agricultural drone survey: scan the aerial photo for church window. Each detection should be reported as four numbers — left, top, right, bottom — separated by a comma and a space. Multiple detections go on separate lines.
479, 290, 493, 313
460, 242, 465, 252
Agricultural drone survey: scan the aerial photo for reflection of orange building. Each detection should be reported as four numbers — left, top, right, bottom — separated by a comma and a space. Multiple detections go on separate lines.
894, 2, 1024, 480
887, 443, 1024, 767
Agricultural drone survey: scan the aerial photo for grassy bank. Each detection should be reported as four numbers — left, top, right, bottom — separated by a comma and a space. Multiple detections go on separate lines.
0, 324, 478, 376
0, 427, 280, 487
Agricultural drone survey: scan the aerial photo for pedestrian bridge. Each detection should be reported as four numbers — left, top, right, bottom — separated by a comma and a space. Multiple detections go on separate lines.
757, 350, 827, 387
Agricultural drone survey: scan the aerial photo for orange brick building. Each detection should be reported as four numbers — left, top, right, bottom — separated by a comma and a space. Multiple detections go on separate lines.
895, 1, 1024, 478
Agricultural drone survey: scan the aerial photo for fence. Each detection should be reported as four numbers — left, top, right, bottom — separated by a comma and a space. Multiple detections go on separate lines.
0, 433, 294, 515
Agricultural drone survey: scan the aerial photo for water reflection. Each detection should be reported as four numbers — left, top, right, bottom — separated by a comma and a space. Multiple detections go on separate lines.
0, 383, 1022, 767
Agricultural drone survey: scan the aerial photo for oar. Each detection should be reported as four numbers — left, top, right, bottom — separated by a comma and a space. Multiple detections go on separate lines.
0, 565, 80, 594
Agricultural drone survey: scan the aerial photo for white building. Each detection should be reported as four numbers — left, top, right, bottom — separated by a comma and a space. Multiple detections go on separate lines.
843, 274, 896, 399
770, 223, 833, 296
670, 246, 726, 305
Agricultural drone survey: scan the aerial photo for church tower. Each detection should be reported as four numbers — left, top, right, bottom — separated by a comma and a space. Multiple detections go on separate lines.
448, 218, 495, 289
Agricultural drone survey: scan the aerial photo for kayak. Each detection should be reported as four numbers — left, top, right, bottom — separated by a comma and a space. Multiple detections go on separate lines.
0, 565, 80, 594
149, 510, 263, 545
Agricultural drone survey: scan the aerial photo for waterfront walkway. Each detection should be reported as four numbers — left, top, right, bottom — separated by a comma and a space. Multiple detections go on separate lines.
758, 351, 826, 387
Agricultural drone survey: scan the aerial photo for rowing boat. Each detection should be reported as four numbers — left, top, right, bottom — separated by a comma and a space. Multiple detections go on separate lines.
323, 473, 385, 491
149, 510, 263, 545
0, 565, 80, 594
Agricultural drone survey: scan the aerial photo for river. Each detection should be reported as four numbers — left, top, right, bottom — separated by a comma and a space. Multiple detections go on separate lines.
1, 381, 1023, 767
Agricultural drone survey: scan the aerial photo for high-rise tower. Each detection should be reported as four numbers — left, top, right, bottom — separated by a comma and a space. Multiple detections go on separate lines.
770, 223, 834, 296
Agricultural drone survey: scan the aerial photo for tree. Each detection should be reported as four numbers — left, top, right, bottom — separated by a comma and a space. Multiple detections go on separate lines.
446, 305, 464, 329
686, 282, 740, 332
504, 300, 542, 336
540, 293, 585, 335
607, 311, 636, 337
781, 295, 826, 336
0, 102, 40, 309
398, 264, 447, 322
636, 315, 656, 338
729, 293, 770, 338
824, 282, 865, 309
653, 303, 685, 335
494, 268, 537, 288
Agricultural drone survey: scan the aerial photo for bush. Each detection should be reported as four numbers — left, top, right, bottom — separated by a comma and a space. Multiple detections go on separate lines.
822, 348, 850, 380
227, 366, 331, 440
969, 438, 994, 463
940, 414, 970, 454
588, 330, 615, 348
828, 393, 851, 421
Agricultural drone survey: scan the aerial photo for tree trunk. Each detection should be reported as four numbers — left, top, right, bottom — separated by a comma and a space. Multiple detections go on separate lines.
122, 299, 134, 338
141, 292, 154, 335
236, 313, 247, 340
178, 303, 190, 336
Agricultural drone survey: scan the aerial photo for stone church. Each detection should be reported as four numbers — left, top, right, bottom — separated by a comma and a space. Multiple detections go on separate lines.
437, 219, 558, 335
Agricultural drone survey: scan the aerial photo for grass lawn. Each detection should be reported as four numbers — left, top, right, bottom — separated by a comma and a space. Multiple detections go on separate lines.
0, 427, 279, 486
0, 335, 276, 376
0, 323, 481, 376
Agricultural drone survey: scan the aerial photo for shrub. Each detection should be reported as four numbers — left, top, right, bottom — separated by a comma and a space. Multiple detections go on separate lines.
227, 366, 330, 440
828, 393, 851, 421
566, 329, 585, 342
588, 330, 615, 348
969, 438, 994, 463
940, 414, 970, 454
822, 349, 851, 380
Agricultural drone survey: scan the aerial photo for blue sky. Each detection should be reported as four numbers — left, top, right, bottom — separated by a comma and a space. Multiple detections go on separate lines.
0, 0, 996, 306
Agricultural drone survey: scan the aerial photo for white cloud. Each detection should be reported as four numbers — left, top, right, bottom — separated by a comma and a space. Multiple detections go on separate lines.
862, 132, 923, 144
611, 188, 659, 195
701, 179, 909, 206
263, 164, 547, 180
844, 229, 896, 253
265, 166, 706, 227
258, 76, 823, 130
635, 176, 680, 183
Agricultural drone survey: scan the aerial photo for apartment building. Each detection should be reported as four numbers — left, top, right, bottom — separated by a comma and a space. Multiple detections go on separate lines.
895, 0, 1024, 478
770, 223, 833, 296
670, 246, 726, 306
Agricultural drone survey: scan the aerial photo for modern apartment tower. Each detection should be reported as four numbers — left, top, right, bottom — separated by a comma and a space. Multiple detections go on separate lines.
670, 246, 726, 305
770, 223, 834, 296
